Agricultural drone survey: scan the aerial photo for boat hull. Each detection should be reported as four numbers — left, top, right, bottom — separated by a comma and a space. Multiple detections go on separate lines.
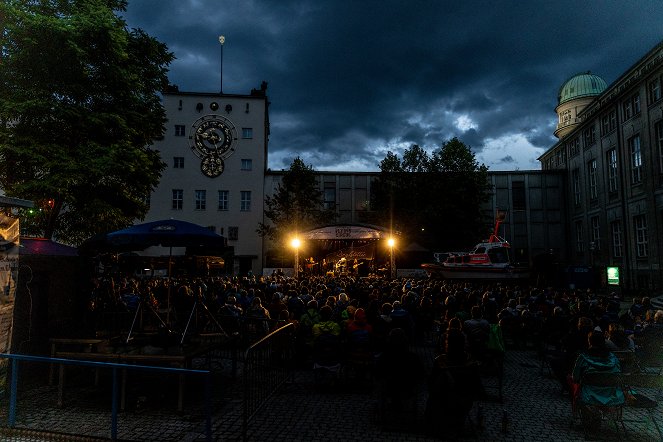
421, 263, 530, 280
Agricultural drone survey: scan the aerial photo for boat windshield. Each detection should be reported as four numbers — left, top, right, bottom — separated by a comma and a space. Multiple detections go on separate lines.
487, 246, 510, 264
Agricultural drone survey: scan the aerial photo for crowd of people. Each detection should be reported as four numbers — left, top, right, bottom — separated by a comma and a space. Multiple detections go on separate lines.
87, 272, 663, 434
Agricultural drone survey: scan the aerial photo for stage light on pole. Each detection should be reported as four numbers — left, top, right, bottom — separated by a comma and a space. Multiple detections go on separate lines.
388, 237, 396, 279
291, 237, 301, 279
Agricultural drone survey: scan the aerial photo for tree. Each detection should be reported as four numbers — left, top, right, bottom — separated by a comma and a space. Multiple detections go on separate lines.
0, 0, 173, 244
368, 138, 492, 250
258, 157, 335, 242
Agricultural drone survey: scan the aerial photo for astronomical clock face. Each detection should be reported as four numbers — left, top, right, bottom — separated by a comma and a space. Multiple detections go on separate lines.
189, 114, 237, 177
200, 155, 225, 178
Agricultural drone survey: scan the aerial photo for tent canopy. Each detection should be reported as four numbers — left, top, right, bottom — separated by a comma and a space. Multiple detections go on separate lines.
20, 238, 78, 256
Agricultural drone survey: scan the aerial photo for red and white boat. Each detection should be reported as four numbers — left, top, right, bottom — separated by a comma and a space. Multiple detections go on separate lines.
421, 215, 530, 280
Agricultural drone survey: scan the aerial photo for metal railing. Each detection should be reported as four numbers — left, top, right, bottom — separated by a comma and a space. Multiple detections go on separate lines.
242, 322, 295, 442
0, 353, 212, 441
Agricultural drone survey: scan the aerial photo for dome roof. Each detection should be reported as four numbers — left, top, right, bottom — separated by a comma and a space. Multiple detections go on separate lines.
557, 72, 607, 105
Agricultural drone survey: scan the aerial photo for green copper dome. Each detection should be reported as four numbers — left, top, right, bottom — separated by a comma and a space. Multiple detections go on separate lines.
558, 72, 607, 105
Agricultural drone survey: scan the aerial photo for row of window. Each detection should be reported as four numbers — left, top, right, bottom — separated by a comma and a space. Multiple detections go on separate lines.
173, 157, 253, 171
549, 76, 663, 169
204, 225, 239, 241
574, 214, 648, 258
171, 189, 252, 212
571, 121, 663, 204
174, 125, 254, 139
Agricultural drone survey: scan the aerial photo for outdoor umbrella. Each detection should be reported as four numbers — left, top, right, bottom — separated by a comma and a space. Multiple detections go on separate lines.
79, 219, 227, 254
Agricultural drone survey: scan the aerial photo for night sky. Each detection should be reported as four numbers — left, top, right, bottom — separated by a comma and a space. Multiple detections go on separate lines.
122, 0, 663, 172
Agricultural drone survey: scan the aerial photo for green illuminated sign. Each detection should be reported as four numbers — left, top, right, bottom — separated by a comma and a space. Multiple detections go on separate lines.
607, 266, 620, 285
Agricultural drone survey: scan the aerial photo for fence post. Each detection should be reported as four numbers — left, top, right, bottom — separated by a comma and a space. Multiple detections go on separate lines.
8, 358, 18, 427
111, 366, 118, 441
206, 371, 212, 441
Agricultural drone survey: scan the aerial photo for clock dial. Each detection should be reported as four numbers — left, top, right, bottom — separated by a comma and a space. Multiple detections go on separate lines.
189, 114, 237, 160
200, 155, 224, 178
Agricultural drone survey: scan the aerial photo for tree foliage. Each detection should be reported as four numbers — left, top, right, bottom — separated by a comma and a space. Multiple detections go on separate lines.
0, 0, 173, 243
368, 138, 492, 250
258, 157, 335, 243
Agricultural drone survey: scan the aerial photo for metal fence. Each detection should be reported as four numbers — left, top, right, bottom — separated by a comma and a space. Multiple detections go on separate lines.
0, 353, 212, 441
242, 322, 295, 442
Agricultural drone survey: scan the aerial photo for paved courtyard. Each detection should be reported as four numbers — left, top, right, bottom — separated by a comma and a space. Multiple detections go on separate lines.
1, 347, 662, 441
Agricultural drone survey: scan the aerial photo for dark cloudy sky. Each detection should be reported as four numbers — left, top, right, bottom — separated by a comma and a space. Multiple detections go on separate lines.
122, 1, 662, 172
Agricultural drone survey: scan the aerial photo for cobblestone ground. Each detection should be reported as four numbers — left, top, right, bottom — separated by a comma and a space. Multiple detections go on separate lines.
1, 348, 662, 441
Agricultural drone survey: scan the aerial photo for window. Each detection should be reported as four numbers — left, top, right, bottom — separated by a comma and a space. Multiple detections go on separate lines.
611, 221, 623, 258
569, 138, 581, 157
324, 187, 336, 210
656, 121, 663, 174
634, 215, 648, 258
575, 221, 584, 253
512, 181, 526, 210
195, 190, 206, 210
572, 168, 581, 206
623, 93, 641, 120
607, 149, 618, 193
590, 216, 600, 251
228, 226, 239, 241
601, 110, 617, 136
629, 134, 642, 184
240, 159, 252, 171
172, 189, 183, 210
218, 190, 229, 211
242, 128, 253, 139
174, 125, 186, 136
173, 157, 184, 168
648, 77, 661, 105
583, 126, 596, 148
240, 191, 251, 211
588, 159, 598, 200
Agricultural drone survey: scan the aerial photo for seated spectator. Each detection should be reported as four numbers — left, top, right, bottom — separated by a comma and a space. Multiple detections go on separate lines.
390, 301, 414, 342
372, 302, 393, 352
312, 305, 341, 341
464, 305, 490, 360
605, 323, 635, 352
246, 297, 271, 338
217, 295, 243, 335
550, 316, 594, 394
311, 305, 342, 367
375, 328, 425, 424
636, 310, 663, 366
425, 327, 483, 437
345, 308, 374, 379
570, 331, 624, 428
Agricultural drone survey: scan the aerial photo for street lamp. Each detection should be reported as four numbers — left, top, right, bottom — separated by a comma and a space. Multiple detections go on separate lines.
291, 238, 301, 279
387, 237, 396, 279
218, 35, 225, 93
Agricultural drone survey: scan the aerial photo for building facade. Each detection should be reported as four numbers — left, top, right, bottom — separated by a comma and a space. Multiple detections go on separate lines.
539, 40, 663, 291
144, 84, 270, 275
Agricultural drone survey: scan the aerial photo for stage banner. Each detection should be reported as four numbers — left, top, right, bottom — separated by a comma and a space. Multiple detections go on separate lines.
325, 243, 375, 262
304, 225, 386, 240
0, 214, 19, 394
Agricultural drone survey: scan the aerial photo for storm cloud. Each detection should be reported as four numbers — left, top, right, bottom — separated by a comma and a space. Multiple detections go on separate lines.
122, 0, 663, 172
